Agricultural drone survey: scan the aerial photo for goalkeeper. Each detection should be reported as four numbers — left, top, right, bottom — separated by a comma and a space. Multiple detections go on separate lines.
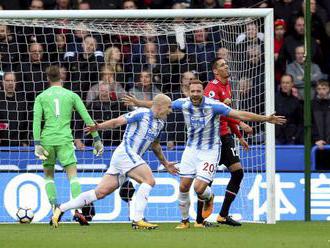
33, 65, 104, 224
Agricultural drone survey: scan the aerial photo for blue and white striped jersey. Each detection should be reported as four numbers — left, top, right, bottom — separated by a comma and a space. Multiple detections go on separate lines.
172, 96, 232, 150
122, 108, 165, 156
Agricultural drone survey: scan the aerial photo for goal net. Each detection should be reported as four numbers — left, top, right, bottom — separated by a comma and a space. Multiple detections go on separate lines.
0, 9, 275, 223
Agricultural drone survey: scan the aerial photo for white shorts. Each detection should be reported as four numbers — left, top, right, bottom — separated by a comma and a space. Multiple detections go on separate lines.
179, 145, 221, 183
106, 145, 146, 177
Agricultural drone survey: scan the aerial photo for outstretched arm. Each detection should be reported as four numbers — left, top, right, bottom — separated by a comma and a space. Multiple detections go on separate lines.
85, 115, 127, 132
122, 94, 152, 108
228, 109, 286, 125
150, 140, 179, 175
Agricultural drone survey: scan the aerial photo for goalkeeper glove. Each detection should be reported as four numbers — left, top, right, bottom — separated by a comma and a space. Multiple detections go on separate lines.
93, 136, 104, 156
35, 144, 49, 160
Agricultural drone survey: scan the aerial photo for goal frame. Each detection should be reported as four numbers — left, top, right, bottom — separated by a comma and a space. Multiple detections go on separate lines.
0, 8, 275, 224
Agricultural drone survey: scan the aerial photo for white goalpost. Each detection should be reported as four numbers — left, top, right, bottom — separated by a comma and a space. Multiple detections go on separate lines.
0, 9, 275, 224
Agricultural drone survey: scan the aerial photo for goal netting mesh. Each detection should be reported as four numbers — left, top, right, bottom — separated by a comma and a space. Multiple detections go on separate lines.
0, 13, 269, 223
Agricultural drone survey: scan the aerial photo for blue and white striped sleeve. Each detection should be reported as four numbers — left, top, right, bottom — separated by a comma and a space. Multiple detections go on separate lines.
212, 102, 232, 116
124, 110, 144, 124
171, 98, 185, 111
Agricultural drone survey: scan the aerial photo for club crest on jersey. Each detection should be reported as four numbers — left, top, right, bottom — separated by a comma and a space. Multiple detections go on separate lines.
208, 91, 215, 98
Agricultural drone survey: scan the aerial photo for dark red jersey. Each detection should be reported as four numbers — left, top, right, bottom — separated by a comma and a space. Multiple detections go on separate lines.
204, 79, 242, 138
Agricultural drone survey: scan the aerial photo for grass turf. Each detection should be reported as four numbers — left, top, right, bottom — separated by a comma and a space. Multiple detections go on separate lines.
0, 222, 329, 248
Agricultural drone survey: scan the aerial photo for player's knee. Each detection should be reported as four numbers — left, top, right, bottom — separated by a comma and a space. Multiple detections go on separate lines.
193, 183, 206, 195
231, 169, 244, 184
144, 177, 155, 187
95, 187, 111, 199
179, 184, 190, 193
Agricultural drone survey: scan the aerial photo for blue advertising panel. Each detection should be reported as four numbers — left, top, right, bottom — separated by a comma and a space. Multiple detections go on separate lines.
1, 171, 329, 222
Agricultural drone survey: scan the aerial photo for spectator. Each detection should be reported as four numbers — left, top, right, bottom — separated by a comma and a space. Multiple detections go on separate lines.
273, 0, 302, 25
29, 0, 44, 10
235, 22, 264, 47
122, 0, 138, 9
216, 47, 231, 61
78, 0, 91, 10
132, 41, 165, 90
54, 0, 73, 10
186, 28, 218, 83
162, 43, 196, 93
166, 70, 197, 149
274, 19, 287, 85
87, 82, 129, 146
278, 16, 322, 68
103, 46, 127, 85
21, 42, 49, 102
275, 74, 303, 144
129, 69, 161, 100
312, 80, 330, 169
0, 72, 28, 146
86, 66, 126, 107
193, 0, 221, 8
49, 33, 67, 65
66, 36, 104, 99
0, 25, 20, 73
286, 45, 323, 99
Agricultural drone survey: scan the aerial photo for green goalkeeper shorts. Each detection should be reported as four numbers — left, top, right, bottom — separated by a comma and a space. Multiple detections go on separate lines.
42, 142, 77, 168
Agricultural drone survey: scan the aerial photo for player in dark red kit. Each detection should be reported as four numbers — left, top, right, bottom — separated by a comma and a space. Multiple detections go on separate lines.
195, 57, 252, 227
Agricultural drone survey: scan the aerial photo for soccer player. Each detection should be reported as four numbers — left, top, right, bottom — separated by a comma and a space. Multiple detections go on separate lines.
33, 65, 104, 223
51, 94, 179, 229
122, 80, 286, 229
194, 57, 253, 227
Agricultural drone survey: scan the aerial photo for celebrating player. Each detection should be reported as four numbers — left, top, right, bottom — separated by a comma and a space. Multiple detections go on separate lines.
123, 80, 286, 229
33, 65, 104, 223
195, 57, 253, 226
51, 94, 179, 229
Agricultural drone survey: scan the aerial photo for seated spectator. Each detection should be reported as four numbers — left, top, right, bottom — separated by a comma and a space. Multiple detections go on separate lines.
129, 69, 161, 101
312, 80, 330, 169
186, 28, 218, 83
49, 33, 67, 66
166, 70, 197, 149
66, 36, 104, 99
162, 43, 196, 93
103, 46, 128, 86
21, 42, 49, 102
278, 16, 322, 68
0, 24, 20, 73
275, 74, 303, 144
132, 41, 166, 90
235, 22, 264, 47
86, 66, 126, 107
0, 72, 28, 146
286, 45, 324, 100
216, 47, 231, 61
87, 82, 129, 146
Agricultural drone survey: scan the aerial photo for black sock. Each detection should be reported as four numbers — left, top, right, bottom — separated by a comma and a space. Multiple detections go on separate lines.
196, 199, 204, 224
219, 169, 243, 217
220, 191, 236, 217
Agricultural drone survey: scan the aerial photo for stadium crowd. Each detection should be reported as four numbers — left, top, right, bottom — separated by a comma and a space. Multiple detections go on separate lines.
0, 0, 329, 161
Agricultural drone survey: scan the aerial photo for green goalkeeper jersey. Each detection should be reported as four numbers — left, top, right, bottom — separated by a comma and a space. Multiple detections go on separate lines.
33, 85, 98, 145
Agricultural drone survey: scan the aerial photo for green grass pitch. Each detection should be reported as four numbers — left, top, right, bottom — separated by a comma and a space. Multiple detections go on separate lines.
0, 222, 329, 248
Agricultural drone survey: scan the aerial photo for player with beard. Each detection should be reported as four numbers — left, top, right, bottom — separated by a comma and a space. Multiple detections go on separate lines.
195, 57, 253, 227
